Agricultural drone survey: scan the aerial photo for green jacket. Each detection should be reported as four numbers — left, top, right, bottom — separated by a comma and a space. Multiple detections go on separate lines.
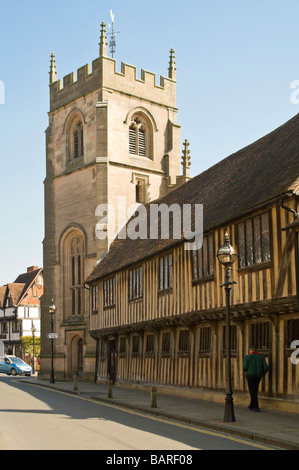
242, 352, 269, 378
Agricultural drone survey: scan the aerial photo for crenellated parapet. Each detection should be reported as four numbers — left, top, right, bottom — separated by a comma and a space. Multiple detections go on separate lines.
49, 23, 177, 113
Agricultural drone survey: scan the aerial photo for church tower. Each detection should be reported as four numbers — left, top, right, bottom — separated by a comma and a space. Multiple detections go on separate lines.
40, 22, 183, 380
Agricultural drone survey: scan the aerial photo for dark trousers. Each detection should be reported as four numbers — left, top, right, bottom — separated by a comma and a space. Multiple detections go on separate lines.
246, 376, 261, 409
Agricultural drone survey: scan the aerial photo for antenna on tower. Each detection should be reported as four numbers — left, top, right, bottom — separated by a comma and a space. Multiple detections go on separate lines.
107, 10, 120, 58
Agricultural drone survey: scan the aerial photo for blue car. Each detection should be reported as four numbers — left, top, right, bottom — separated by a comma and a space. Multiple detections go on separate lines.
0, 356, 32, 376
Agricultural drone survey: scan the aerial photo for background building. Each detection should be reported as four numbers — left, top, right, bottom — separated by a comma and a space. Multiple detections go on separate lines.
0, 266, 43, 358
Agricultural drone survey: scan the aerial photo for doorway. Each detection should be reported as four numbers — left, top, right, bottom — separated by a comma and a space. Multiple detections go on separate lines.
70, 336, 84, 378
108, 340, 117, 383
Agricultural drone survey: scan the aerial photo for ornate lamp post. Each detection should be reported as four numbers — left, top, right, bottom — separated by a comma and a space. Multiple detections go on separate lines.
217, 231, 238, 423
48, 299, 56, 384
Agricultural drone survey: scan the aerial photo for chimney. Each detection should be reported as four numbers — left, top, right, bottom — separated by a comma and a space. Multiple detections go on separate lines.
27, 266, 39, 273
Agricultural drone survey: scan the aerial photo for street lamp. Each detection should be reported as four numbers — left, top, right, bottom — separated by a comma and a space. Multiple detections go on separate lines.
31, 323, 36, 374
217, 231, 238, 423
48, 299, 56, 384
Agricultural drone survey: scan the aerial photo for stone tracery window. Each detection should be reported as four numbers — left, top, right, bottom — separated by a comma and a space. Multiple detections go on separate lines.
129, 114, 152, 158
70, 235, 84, 315
62, 229, 85, 318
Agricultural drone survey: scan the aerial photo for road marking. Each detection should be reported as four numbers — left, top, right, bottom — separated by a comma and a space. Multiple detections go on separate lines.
24, 383, 275, 450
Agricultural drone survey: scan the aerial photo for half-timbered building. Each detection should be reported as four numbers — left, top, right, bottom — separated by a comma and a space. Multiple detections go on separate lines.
87, 113, 299, 410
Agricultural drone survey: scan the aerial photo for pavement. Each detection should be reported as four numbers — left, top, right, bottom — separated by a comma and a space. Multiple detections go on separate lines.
22, 376, 299, 450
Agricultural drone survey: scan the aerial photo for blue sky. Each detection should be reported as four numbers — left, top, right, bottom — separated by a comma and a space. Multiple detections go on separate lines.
0, 0, 299, 285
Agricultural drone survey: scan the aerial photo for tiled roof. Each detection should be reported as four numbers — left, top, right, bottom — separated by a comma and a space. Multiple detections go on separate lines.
0, 268, 42, 308
0, 286, 6, 308
14, 268, 42, 303
7, 283, 26, 305
87, 113, 299, 282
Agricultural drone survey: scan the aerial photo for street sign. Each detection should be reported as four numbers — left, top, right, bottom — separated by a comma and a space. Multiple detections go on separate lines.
46, 333, 59, 339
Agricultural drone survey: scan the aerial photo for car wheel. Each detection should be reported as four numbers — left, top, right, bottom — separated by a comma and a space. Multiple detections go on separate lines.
10, 368, 17, 376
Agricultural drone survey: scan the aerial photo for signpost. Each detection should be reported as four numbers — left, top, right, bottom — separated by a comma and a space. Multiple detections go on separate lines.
46, 333, 59, 340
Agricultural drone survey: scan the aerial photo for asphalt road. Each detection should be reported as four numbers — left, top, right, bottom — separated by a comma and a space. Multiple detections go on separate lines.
0, 376, 278, 452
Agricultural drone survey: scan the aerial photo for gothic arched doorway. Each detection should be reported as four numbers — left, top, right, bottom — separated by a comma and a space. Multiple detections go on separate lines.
71, 336, 84, 378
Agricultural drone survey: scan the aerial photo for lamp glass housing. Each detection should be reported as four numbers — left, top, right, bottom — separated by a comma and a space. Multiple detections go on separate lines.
217, 237, 238, 267
48, 300, 56, 315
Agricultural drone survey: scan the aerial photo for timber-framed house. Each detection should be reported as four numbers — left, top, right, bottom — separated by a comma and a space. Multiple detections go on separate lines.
87, 113, 299, 408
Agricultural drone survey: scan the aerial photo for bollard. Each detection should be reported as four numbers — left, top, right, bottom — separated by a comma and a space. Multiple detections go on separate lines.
107, 380, 113, 398
74, 375, 78, 391
150, 386, 157, 408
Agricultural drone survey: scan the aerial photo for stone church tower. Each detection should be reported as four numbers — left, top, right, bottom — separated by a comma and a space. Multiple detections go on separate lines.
39, 22, 187, 380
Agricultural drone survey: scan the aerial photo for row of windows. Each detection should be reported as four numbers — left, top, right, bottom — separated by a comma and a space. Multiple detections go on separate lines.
93, 211, 272, 310
101, 320, 298, 357
97, 254, 173, 309
0, 321, 20, 334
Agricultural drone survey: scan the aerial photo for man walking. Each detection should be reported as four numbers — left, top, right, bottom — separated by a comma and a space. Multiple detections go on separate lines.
243, 346, 269, 412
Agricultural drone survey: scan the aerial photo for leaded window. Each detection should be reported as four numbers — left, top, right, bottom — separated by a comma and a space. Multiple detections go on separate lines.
192, 234, 214, 281
91, 285, 98, 314
159, 253, 173, 291
103, 277, 116, 308
238, 213, 271, 269
128, 266, 143, 300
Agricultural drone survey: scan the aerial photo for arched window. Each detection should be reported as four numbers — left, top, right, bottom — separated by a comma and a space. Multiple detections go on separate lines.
129, 114, 151, 158
72, 121, 84, 159
65, 111, 85, 162
70, 235, 84, 315
135, 179, 145, 203
61, 229, 85, 318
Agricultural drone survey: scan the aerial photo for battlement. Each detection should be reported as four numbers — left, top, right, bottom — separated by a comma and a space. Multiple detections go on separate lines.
49, 23, 177, 112
49, 54, 177, 112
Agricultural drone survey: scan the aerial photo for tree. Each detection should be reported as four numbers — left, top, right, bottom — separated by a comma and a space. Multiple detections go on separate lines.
20, 336, 41, 358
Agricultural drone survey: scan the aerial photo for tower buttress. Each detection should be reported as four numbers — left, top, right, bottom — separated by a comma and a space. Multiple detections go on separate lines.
182, 139, 191, 178
168, 49, 176, 80
49, 53, 57, 85
99, 22, 108, 57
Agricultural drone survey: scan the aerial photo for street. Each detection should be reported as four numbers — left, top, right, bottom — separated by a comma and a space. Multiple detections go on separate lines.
0, 376, 276, 452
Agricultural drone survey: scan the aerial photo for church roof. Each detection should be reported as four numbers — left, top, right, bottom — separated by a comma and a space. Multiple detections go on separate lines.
87, 113, 299, 282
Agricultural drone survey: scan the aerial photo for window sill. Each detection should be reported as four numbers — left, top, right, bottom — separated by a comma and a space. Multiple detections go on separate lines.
128, 297, 143, 303
238, 261, 271, 274
103, 304, 116, 310
158, 288, 173, 295
192, 275, 215, 285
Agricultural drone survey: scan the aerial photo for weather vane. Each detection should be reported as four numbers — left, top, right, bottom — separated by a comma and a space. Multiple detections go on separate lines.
108, 10, 120, 58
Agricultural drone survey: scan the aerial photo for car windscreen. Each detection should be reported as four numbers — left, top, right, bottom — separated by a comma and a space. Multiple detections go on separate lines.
10, 357, 25, 364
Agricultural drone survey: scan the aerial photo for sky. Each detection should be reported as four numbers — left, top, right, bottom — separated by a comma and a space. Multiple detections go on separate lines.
0, 0, 299, 285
